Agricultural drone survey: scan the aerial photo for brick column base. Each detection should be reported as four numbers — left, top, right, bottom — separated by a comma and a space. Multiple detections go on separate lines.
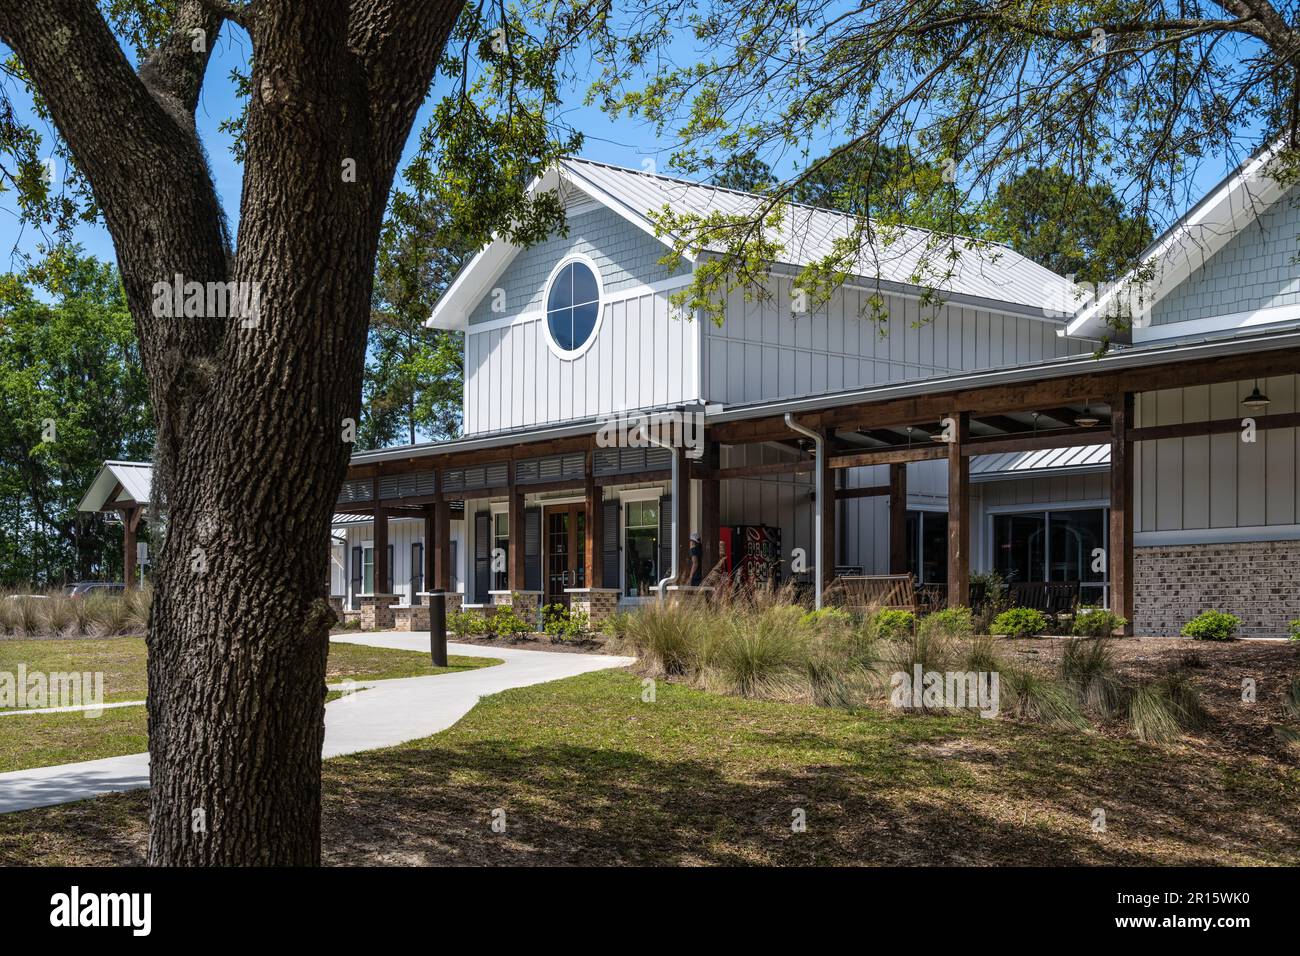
391, 604, 431, 632
359, 594, 399, 631
566, 588, 622, 630
490, 590, 542, 630
327, 595, 344, 623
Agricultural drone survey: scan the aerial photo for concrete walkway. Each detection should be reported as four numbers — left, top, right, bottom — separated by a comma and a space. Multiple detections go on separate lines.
0, 635, 633, 815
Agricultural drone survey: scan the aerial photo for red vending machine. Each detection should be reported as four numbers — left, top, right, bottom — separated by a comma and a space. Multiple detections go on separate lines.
719, 524, 782, 589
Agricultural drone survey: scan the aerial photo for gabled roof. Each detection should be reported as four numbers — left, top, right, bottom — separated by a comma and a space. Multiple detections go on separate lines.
428, 157, 1079, 329
78, 460, 152, 513
1065, 139, 1291, 339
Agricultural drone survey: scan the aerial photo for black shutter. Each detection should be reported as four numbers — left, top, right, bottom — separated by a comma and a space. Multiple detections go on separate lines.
450, 540, 458, 591
524, 507, 542, 591
388, 544, 395, 596
350, 546, 362, 609
474, 512, 491, 603
602, 498, 621, 590
411, 542, 423, 605
658, 494, 673, 584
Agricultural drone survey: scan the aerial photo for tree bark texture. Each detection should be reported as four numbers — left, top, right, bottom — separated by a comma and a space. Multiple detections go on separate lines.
0, 0, 463, 864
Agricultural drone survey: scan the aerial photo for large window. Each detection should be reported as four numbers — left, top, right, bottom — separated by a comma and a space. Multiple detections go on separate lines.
623, 500, 659, 597
545, 259, 600, 353
993, 508, 1108, 606
905, 510, 948, 584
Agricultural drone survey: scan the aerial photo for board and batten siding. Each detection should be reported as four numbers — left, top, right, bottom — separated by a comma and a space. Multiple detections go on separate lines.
463, 203, 697, 435
335, 519, 466, 606
1150, 184, 1300, 329
1135, 375, 1300, 535
702, 278, 1090, 406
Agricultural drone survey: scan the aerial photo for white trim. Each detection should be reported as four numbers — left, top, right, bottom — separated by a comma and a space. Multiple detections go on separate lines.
1133, 302, 1300, 343
540, 253, 604, 360
1135, 524, 1300, 546
983, 499, 1110, 515
1066, 139, 1288, 339
615, 487, 664, 503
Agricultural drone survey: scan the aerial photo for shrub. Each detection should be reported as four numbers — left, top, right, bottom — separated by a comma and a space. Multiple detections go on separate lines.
490, 605, 533, 640
800, 607, 856, 631
1283, 676, 1300, 721
447, 610, 485, 639
601, 610, 633, 641
868, 609, 914, 640
1288, 619, 1300, 641
1072, 606, 1127, 638
1060, 638, 1122, 716
1181, 610, 1240, 642
990, 607, 1047, 638
1000, 667, 1087, 728
920, 606, 973, 640
542, 603, 589, 643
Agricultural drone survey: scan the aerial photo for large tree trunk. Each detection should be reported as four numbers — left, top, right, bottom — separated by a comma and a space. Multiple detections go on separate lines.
0, 0, 461, 864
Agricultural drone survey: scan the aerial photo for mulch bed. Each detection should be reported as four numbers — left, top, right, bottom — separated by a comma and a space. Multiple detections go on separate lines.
1001, 635, 1300, 763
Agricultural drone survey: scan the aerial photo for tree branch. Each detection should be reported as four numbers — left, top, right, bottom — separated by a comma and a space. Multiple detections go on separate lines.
138, 0, 227, 118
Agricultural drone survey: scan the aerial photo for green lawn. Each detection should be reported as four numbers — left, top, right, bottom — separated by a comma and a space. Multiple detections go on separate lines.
0, 639, 499, 773
2, 668, 1297, 866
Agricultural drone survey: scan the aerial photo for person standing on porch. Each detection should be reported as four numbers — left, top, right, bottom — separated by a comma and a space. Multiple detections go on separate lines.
688, 532, 703, 587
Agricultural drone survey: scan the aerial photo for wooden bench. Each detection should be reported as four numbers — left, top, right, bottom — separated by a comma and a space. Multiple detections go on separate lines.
831, 574, 918, 614
1008, 581, 1081, 622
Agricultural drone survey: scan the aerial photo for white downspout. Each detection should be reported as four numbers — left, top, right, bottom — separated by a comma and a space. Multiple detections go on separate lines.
784, 413, 824, 609
644, 429, 679, 601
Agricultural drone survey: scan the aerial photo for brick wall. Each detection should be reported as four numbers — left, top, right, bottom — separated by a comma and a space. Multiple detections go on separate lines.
1134, 540, 1300, 638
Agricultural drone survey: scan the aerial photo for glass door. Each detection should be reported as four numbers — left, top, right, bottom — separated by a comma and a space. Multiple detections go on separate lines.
544, 505, 586, 607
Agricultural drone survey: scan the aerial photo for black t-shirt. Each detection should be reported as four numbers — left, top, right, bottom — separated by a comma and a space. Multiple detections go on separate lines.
689, 541, 702, 585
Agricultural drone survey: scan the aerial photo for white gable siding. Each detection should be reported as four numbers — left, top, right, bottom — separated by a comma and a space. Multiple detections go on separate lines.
702, 279, 1090, 407
1149, 184, 1300, 333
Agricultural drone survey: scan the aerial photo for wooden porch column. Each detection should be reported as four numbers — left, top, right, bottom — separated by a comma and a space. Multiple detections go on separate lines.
673, 445, 693, 582
946, 412, 970, 607
1109, 392, 1135, 633
889, 462, 908, 575
508, 464, 526, 591
120, 505, 140, 590
818, 436, 836, 592
699, 440, 721, 576
584, 452, 603, 588
432, 499, 451, 591
373, 505, 390, 594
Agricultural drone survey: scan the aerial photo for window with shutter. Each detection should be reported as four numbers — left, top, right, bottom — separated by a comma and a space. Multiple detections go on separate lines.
524, 507, 542, 591
658, 494, 673, 586
411, 543, 423, 605
602, 498, 621, 590
474, 512, 491, 603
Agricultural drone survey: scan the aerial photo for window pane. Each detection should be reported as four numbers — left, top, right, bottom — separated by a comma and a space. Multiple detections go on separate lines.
547, 308, 573, 350
625, 526, 658, 597
1050, 510, 1105, 583
571, 262, 599, 305
572, 300, 599, 347
547, 263, 574, 311
993, 514, 1046, 584
921, 512, 947, 584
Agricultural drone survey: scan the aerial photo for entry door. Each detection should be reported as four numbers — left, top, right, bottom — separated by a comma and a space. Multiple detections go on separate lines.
543, 505, 586, 607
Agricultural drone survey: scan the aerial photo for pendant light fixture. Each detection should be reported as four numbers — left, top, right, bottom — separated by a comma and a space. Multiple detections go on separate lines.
1242, 379, 1271, 410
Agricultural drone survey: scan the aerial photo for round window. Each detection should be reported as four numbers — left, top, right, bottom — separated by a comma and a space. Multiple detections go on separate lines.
545, 259, 601, 353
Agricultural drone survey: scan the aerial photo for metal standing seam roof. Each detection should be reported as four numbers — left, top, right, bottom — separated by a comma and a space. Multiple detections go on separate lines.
970, 443, 1111, 482
559, 157, 1078, 316
77, 460, 153, 512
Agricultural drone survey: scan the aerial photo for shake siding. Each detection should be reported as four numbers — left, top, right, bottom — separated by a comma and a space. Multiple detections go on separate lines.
1134, 375, 1300, 533
1151, 183, 1300, 327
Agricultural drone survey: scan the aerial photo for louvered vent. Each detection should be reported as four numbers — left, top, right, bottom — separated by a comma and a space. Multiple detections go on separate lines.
337, 479, 373, 504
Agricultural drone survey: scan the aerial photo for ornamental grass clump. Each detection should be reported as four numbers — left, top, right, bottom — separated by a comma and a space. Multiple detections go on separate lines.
704, 604, 808, 699
1060, 637, 1123, 717
1000, 667, 1087, 729
623, 600, 708, 677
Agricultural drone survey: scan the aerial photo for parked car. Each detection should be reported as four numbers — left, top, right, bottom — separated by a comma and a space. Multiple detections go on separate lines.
3, 594, 48, 600
65, 582, 126, 598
